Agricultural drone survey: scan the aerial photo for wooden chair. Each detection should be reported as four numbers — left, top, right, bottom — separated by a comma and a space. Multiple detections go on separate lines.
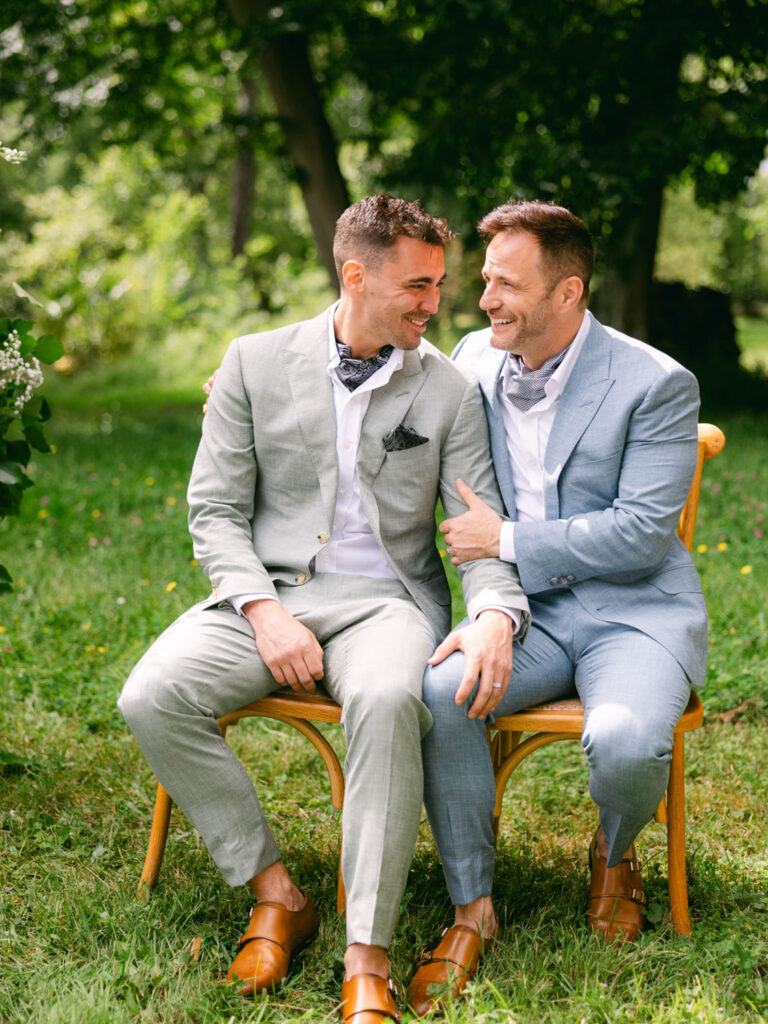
139, 423, 724, 933
487, 422, 725, 936
139, 691, 347, 912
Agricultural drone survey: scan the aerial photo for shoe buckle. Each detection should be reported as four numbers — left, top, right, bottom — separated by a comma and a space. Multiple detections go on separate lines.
388, 978, 398, 996
631, 888, 646, 904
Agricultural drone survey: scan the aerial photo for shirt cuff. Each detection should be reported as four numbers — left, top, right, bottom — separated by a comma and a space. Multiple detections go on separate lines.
471, 604, 522, 636
499, 520, 516, 563
231, 593, 279, 616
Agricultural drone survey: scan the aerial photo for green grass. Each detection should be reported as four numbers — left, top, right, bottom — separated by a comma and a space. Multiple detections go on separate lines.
1, 369, 767, 1022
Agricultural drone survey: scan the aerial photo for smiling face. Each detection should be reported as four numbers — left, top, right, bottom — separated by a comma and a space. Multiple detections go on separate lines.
338, 236, 446, 359
479, 230, 580, 369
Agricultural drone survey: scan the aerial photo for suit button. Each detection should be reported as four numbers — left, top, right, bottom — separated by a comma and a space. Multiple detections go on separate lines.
295, 572, 307, 584
566, 575, 576, 582
549, 577, 559, 586
317, 532, 329, 543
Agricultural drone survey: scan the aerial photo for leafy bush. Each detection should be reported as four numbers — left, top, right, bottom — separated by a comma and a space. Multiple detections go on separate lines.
0, 317, 62, 589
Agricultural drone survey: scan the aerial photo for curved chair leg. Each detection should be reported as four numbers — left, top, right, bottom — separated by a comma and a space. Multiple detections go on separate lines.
224, 710, 347, 913
139, 782, 173, 897
138, 710, 348, 910
666, 732, 691, 936
491, 732, 579, 839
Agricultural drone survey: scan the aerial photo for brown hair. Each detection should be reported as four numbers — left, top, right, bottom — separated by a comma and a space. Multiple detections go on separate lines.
478, 200, 594, 298
333, 194, 453, 281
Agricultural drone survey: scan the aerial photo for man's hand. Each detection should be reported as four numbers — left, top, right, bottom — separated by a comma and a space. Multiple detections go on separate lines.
243, 599, 324, 691
202, 370, 218, 414
440, 478, 502, 564
428, 610, 513, 720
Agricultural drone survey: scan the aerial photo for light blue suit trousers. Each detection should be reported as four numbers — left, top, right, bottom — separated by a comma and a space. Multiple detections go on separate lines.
422, 591, 691, 905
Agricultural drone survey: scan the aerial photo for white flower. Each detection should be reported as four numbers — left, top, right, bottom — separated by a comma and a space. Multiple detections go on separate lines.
0, 142, 26, 165
0, 330, 44, 412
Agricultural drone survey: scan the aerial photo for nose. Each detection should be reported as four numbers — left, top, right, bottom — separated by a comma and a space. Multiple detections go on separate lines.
419, 284, 441, 314
479, 282, 496, 311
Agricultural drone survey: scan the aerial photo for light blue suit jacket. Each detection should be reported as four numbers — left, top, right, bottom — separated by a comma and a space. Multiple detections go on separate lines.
454, 312, 708, 686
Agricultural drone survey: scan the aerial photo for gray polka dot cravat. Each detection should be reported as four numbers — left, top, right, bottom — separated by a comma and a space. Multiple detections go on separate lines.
504, 350, 566, 411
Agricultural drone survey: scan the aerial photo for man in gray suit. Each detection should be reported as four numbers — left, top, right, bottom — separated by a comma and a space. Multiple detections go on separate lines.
119, 194, 527, 1021
407, 200, 705, 1015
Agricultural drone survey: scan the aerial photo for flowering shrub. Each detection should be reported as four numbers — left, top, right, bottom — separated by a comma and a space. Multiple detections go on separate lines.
0, 318, 63, 590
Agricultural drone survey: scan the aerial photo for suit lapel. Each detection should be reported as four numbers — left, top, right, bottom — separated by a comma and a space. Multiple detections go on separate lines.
358, 348, 428, 484
543, 319, 614, 518
282, 311, 339, 521
475, 349, 518, 520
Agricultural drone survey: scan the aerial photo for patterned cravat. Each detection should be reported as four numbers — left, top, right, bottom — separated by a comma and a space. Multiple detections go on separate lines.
335, 339, 394, 391
504, 350, 566, 411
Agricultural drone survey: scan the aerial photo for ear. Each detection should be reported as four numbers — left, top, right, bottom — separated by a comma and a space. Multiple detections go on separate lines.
341, 259, 365, 293
553, 274, 584, 312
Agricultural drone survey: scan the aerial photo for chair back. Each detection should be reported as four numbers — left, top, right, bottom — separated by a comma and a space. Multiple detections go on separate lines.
677, 423, 726, 552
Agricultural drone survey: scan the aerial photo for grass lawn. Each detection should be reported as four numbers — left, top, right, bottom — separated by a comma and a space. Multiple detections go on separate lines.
1, 364, 767, 1023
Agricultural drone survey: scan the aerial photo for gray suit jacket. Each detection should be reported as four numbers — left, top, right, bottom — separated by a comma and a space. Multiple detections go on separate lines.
454, 312, 708, 685
188, 307, 529, 642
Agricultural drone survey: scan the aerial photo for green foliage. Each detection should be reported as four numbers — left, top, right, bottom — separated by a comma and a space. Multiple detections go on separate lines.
0, 317, 62, 590
656, 177, 768, 313
735, 316, 768, 374
4, 0, 767, 339
0, 142, 330, 367
329, 0, 768, 237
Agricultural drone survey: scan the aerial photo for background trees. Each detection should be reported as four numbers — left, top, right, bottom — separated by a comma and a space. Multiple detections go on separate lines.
1, 0, 767, 399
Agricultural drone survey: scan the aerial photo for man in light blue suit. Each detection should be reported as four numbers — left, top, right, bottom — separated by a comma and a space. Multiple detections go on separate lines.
407, 200, 705, 1015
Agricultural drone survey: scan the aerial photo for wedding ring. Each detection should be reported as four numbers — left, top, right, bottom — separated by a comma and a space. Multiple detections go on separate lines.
492, 683, 503, 689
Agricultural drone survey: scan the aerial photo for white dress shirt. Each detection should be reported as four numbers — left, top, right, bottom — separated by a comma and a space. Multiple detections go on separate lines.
498, 311, 590, 563
314, 311, 403, 579
233, 306, 401, 613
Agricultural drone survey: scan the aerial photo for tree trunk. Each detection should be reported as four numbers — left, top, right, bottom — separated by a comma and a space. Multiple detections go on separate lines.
592, 177, 664, 341
231, 77, 256, 258
223, 0, 349, 286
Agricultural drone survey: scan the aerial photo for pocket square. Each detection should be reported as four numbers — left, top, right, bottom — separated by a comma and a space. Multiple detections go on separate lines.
382, 423, 429, 452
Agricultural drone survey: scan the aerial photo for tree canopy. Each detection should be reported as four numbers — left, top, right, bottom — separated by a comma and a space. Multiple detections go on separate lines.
1, 0, 767, 355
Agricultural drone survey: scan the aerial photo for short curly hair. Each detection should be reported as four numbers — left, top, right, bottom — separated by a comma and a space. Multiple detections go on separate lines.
333, 194, 453, 282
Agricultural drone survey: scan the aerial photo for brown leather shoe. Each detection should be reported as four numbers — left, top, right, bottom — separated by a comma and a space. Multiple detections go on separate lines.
225, 892, 319, 995
406, 924, 493, 1017
340, 974, 400, 1023
587, 830, 647, 942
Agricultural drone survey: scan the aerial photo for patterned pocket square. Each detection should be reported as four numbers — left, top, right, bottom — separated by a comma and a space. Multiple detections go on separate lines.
382, 423, 429, 452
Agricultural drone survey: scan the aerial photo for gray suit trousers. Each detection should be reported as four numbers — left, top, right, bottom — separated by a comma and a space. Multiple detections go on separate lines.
119, 574, 435, 947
